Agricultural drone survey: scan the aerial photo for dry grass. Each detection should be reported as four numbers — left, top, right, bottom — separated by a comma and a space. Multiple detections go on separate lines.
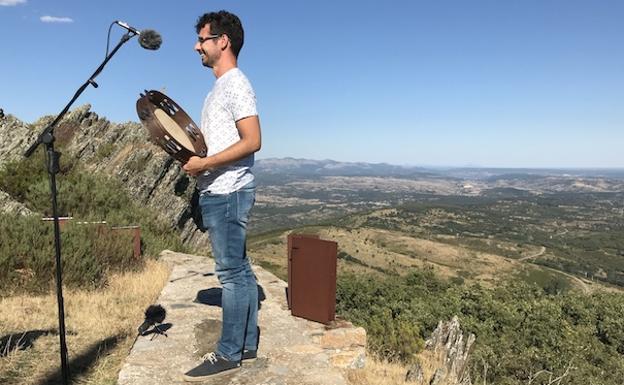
344, 355, 410, 385
248, 226, 619, 294
345, 349, 455, 385
249, 226, 538, 282
318, 226, 521, 283
0, 259, 170, 385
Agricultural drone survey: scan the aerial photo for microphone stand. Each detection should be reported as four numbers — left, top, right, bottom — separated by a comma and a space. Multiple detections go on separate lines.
23, 31, 137, 385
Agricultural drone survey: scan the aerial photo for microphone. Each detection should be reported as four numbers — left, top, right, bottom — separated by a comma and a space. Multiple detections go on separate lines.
115, 20, 162, 50
138, 304, 167, 335
115, 20, 140, 34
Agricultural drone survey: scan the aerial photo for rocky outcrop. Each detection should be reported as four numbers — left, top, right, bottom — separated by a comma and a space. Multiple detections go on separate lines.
0, 190, 34, 216
0, 106, 210, 250
0, 113, 38, 165
406, 316, 475, 385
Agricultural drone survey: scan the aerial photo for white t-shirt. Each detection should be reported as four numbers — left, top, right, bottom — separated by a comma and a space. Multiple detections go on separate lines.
197, 68, 257, 194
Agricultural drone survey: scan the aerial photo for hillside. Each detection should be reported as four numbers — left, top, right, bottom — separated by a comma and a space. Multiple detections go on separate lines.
0, 106, 211, 252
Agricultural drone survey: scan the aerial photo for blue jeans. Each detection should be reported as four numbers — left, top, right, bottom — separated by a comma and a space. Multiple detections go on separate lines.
199, 180, 258, 361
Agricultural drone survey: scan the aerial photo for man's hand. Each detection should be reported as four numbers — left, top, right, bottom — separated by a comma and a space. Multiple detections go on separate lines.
183, 156, 210, 177
182, 116, 261, 177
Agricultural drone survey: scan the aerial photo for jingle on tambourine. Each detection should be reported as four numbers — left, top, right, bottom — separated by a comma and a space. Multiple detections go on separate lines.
136, 90, 207, 163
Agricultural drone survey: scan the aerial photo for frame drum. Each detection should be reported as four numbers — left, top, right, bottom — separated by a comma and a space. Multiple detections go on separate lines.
136, 90, 207, 163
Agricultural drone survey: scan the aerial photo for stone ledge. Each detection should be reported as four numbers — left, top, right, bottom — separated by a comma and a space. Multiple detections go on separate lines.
117, 250, 366, 385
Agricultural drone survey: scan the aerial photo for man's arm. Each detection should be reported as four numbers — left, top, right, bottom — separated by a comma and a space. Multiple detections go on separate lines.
182, 115, 261, 177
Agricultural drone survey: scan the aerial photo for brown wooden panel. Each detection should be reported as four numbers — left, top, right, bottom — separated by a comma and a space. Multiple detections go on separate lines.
287, 234, 337, 324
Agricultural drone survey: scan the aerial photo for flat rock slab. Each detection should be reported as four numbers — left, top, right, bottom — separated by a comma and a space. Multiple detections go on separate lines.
118, 251, 352, 385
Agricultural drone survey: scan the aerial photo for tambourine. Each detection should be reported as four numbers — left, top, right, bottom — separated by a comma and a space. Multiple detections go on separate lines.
136, 90, 207, 163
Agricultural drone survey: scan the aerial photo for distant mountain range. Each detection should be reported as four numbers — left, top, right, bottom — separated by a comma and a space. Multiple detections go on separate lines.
255, 157, 624, 180
254, 158, 438, 178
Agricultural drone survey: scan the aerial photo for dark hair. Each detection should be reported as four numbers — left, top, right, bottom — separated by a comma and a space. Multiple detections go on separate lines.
195, 10, 244, 58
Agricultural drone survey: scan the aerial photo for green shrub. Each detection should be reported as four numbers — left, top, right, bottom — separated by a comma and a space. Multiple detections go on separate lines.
0, 151, 186, 293
0, 217, 142, 294
336, 269, 624, 385
95, 142, 115, 160
337, 269, 448, 361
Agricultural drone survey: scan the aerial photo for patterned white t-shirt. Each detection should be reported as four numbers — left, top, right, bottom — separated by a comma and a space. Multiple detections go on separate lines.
197, 68, 257, 194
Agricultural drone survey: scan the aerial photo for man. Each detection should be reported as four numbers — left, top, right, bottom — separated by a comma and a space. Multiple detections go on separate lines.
182, 10, 261, 381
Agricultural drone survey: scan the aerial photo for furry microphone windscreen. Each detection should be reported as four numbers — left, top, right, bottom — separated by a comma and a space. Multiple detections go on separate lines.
138, 304, 166, 335
139, 30, 162, 50
145, 304, 166, 323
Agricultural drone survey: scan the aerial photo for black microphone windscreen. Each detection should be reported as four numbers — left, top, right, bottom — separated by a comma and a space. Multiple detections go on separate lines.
144, 304, 166, 324
139, 30, 162, 50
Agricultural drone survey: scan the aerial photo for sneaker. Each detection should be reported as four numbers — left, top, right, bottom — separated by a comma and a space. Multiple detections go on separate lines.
183, 352, 241, 382
242, 349, 257, 362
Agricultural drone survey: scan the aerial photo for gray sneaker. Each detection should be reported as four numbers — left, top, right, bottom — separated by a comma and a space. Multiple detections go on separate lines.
242, 349, 257, 362
183, 352, 240, 382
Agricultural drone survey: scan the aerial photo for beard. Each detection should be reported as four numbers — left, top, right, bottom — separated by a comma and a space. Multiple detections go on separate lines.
200, 47, 217, 68
201, 55, 215, 68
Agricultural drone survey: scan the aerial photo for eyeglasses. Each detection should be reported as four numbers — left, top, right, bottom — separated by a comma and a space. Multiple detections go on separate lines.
197, 34, 220, 44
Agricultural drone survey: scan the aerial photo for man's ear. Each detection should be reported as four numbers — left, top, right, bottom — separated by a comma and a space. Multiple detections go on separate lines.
220, 34, 230, 51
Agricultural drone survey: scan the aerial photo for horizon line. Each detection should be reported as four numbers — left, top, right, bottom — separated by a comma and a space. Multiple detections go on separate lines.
255, 157, 624, 171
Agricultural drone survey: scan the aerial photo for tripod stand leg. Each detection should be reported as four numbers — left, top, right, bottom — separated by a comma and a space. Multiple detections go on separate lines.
43, 134, 70, 385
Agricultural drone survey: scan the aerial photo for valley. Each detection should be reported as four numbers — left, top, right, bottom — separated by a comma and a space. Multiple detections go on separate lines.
249, 159, 624, 292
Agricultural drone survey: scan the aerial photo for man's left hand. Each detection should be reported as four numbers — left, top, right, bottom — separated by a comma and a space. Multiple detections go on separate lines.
183, 156, 209, 177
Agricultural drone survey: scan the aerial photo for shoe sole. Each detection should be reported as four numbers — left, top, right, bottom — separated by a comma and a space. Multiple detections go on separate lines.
242, 357, 257, 363
182, 366, 240, 382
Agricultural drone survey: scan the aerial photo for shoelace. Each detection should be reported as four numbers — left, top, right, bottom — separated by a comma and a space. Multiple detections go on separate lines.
201, 352, 218, 363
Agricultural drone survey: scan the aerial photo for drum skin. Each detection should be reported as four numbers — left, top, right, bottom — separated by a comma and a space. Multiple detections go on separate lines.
136, 90, 207, 163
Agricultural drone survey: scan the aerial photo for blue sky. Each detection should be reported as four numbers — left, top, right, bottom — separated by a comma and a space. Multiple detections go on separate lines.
1, 1, 622, 168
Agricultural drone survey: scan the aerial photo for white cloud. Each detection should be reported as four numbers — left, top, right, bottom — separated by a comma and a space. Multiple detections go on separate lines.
0, 0, 27, 6
40, 15, 74, 23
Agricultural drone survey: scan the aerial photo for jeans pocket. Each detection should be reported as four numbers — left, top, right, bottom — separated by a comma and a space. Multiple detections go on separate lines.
235, 188, 255, 225
239, 179, 257, 192
199, 193, 229, 231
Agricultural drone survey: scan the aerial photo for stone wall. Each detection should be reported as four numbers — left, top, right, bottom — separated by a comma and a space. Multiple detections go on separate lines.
117, 250, 366, 385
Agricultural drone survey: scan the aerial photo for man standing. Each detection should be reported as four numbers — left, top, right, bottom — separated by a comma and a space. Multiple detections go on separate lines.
182, 10, 261, 381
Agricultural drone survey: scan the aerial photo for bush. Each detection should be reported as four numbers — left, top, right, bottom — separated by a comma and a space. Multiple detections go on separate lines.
336, 268, 448, 361
0, 152, 186, 293
0, 217, 142, 294
336, 268, 624, 385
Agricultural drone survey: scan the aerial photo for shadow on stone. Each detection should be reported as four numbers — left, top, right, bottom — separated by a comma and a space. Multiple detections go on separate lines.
194, 285, 266, 309
171, 270, 215, 283
36, 334, 122, 385
0, 329, 55, 357
195, 287, 222, 306
193, 319, 222, 358
140, 323, 173, 337
241, 356, 270, 374
258, 285, 266, 307
193, 320, 263, 365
